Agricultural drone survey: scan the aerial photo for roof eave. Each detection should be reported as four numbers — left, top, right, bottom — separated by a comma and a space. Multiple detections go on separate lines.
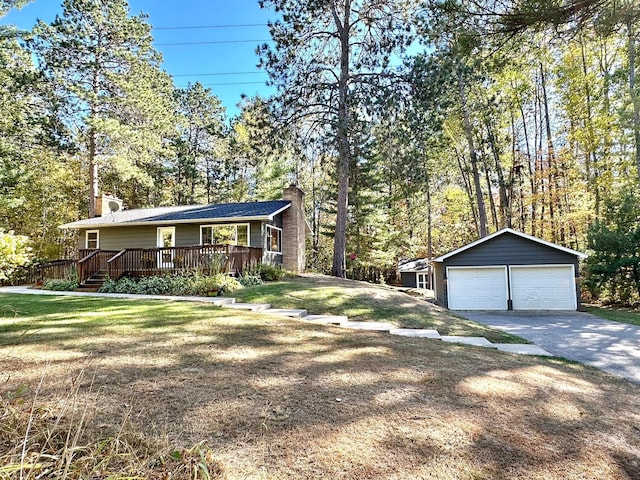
59, 215, 273, 230
267, 203, 291, 220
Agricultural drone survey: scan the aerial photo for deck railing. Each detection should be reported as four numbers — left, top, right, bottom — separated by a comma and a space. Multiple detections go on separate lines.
77, 250, 119, 284
107, 244, 262, 279
4, 259, 78, 286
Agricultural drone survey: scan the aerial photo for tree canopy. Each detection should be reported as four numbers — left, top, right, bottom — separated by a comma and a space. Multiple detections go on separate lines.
1, 0, 639, 301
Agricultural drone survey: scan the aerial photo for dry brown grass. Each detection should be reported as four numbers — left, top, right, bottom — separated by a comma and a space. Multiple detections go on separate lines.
1, 291, 640, 479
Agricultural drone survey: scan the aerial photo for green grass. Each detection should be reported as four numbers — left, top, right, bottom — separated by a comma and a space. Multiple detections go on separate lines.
0, 293, 264, 349
232, 276, 527, 343
586, 305, 640, 326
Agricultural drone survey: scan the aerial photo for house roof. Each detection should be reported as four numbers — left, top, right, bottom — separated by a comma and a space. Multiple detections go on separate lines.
60, 200, 292, 229
433, 228, 588, 262
398, 257, 432, 272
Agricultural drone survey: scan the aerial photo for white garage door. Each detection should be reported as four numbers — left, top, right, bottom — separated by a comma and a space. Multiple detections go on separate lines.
447, 267, 508, 310
510, 265, 576, 310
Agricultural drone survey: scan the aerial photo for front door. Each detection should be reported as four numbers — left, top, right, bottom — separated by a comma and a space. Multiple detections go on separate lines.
157, 227, 175, 268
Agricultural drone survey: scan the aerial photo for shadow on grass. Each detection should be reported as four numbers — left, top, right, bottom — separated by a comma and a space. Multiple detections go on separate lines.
2, 292, 639, 478
232, 276, 525, 343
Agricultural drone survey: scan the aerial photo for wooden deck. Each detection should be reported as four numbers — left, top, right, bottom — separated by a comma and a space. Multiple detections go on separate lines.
78, 245, 263, 283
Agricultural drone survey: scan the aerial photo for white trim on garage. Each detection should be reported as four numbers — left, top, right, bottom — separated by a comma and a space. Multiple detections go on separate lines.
509, 264, 577, 311
447, 266, 509, 310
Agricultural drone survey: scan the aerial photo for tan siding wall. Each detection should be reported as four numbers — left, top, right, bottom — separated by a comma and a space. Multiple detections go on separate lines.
177, 224, 200, 245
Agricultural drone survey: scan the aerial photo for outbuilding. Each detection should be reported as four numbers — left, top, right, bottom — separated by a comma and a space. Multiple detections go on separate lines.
398, 257, 433, 289
433, 228, 587, 311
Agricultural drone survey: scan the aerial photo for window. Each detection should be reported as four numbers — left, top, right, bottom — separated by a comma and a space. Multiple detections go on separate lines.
86, 230, 99, 249
200, 224, 250, 246
266, 225, 282, 253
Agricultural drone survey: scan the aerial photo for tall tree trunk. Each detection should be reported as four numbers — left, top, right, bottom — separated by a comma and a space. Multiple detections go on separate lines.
581, 34, 601, 216
458, 69, 488, 237
628, 20, 640, 185
483, 157, 499, 230
88, 128, 98, 217
485, 119, 510, 228
454, 150, 479, 233
510, 109, 526, 230
88, 65, 100, 218
540, 63, 560, 241
331, 0, 351, 278
598, 34, 613, 218
519, 103, 537, 236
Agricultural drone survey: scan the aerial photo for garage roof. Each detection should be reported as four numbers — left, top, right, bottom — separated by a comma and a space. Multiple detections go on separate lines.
433, 228, 587, 262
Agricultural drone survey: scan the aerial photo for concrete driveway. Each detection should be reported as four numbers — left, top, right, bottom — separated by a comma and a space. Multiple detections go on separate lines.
456, 310, 640, 384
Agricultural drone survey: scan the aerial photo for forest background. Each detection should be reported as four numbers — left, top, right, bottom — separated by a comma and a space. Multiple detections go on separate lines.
1, 0, 640, 303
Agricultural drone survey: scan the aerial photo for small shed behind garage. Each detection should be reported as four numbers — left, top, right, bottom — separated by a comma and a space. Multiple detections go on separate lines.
433, 228, 587, 311
398, 258, 433, 289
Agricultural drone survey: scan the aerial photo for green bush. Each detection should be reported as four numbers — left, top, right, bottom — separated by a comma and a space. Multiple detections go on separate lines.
238, 272, 264, 287
189, 273, 241, 296
253, 264, 292, 282
43, 278, 78, 291
0, 230, 32, 282
99, 276, 140, 294
99, 274, 241, 296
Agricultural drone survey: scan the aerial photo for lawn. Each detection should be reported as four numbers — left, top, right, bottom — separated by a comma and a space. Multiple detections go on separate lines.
1, 289, 640, 479
587, 305, 640, 327
233, 273, 526, 343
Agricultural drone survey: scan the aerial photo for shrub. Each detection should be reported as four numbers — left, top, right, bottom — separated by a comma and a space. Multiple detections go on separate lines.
238, 272, 264, 287
99, 274, 242, 297
43, 278, 78, 291
253, 264, 292, 282
189, 273, 241, 296
0, 230, 32, 282
99, 276, 140, 294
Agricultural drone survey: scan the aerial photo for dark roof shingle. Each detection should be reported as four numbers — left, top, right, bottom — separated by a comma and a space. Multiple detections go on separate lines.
61, 200, 291, 229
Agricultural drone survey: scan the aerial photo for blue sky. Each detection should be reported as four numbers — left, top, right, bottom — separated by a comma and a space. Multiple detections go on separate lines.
2, 0, 276, 117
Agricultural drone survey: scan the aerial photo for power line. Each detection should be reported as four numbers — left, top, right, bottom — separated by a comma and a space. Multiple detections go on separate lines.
153, 23, 268, 30
174, 81, 269, 86
155, 39, 271, 46
172, 71, 266, 77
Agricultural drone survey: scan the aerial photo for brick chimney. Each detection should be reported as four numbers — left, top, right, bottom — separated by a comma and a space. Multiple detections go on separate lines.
281, 185, 306, 273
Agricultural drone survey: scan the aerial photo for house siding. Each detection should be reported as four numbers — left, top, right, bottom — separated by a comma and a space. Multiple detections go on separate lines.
434, 233, 582, 309
78, 220, 267, 251
401, 272, 417, 288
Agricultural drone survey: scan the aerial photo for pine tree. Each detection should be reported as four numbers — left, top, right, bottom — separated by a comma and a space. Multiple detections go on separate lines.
32, 0, 174, 214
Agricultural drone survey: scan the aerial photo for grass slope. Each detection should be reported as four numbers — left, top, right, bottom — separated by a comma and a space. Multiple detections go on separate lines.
587, 305, 640, 327
1, 291, 639, 479
233, 274, 525, 343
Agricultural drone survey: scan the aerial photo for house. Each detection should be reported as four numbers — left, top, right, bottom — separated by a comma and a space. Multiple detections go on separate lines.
60, 185, 308, 287
433, 228, 587, 311
398, 257, 433, 289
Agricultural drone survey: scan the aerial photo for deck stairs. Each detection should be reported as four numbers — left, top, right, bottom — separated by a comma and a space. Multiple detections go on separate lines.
76, 270, 107, 292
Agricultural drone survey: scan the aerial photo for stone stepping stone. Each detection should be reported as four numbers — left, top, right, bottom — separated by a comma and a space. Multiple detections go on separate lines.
263, 308, 308, 318
199, 297, 236, 307
301, 315, 349, 325
441, 336, 496, 348
389, 328, 441, 339
223, 302, 271, 312
494, 344, 554, 356
341, 321, 394, 332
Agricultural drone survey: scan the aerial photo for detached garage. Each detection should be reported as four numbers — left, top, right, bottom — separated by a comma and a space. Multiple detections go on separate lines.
433, 228, 587, 311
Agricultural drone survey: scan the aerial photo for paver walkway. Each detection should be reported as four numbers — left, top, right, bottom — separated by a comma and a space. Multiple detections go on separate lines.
0, 286, 551, 356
